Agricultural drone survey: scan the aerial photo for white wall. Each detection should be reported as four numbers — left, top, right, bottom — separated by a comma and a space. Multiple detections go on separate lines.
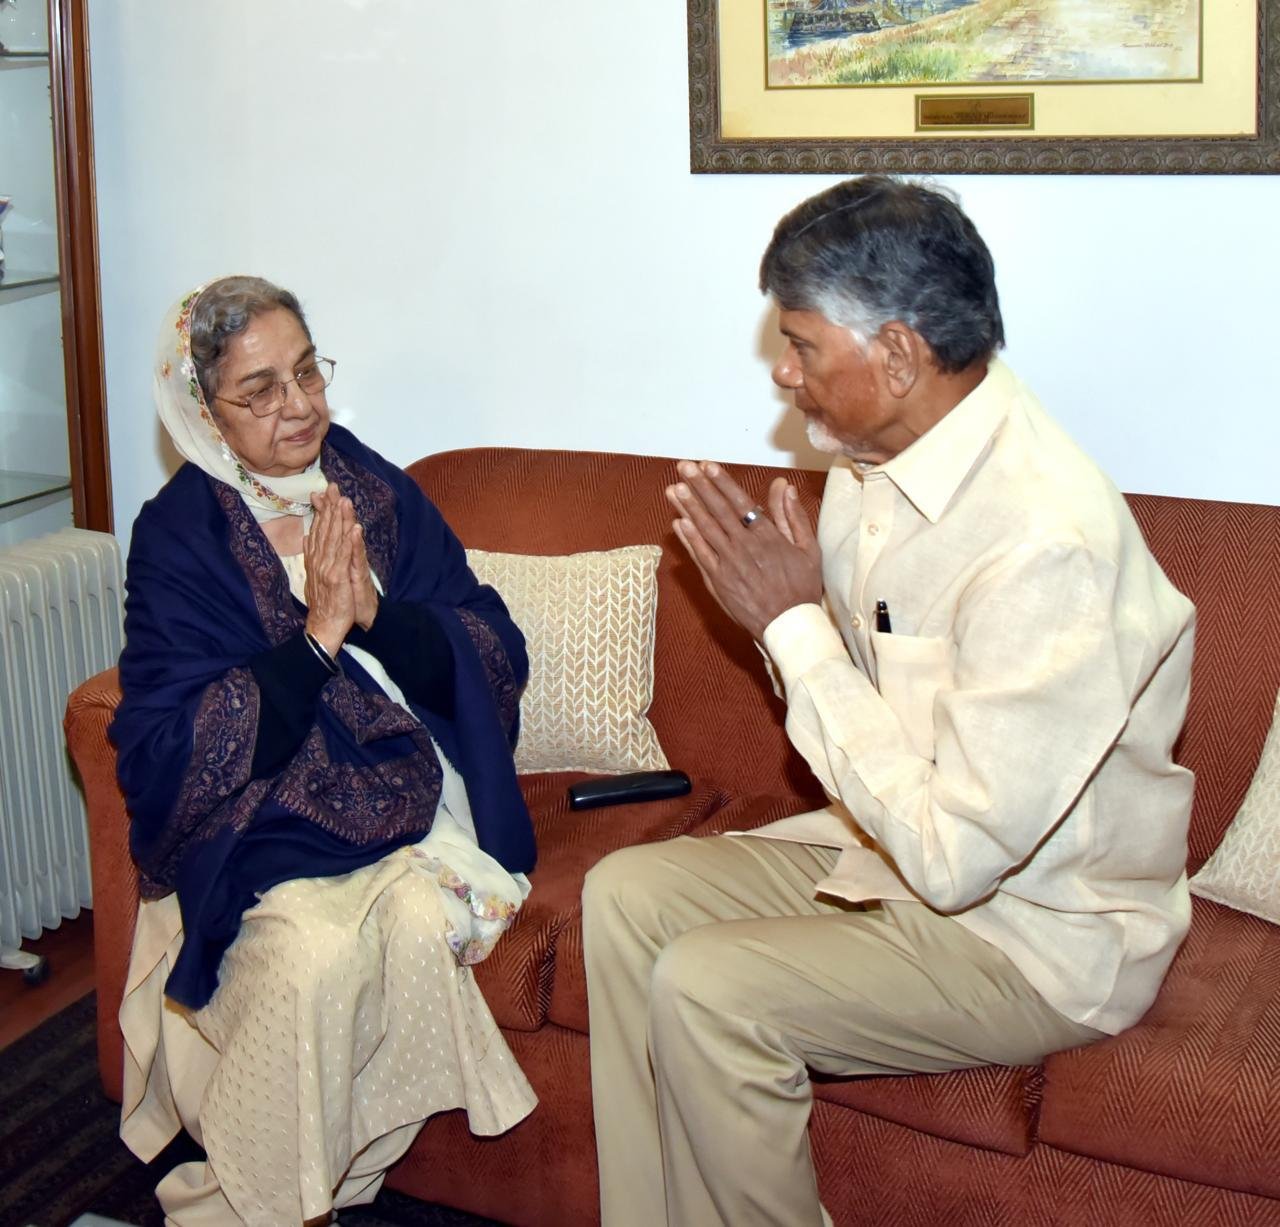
88, 0, 1280, 548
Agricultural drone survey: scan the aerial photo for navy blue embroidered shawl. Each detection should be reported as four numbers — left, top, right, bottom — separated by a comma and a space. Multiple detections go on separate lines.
110, 426, 534, 1008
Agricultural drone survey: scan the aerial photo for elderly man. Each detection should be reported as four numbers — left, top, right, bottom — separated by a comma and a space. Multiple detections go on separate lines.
581, 176, 1195, 1227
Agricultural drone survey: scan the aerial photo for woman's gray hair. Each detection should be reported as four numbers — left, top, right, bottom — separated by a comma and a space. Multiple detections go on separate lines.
189, 275, 312, 406
759, 176, 1004, 374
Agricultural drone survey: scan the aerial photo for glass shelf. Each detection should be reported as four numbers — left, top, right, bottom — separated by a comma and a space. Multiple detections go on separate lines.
0, 470, 72, 511
0, 50, 50, 63
0, 270, 60, 298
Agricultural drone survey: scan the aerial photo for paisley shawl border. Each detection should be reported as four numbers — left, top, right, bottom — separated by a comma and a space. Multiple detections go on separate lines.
458, 606, 520, 739
140, 666, 267, 894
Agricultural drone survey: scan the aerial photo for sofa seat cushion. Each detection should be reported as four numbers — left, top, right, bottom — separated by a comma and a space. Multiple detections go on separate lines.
387, 1024, 599, 1227
476, 773, 730, 1030
813, 1064, 1042, 1157
546, 792, 830, 1034
1039, 896, 1280, 1198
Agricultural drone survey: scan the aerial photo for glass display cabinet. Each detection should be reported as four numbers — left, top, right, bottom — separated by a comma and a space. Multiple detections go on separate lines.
0, 0, 108, 547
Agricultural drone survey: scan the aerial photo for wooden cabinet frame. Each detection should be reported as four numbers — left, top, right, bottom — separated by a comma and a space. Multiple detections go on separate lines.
48, 0, 110, 532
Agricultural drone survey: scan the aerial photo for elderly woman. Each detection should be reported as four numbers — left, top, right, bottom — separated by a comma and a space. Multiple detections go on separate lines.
110, 276, 537, 1225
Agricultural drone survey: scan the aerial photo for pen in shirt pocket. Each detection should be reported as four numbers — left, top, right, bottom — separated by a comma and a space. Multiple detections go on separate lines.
875, 600, 893, 634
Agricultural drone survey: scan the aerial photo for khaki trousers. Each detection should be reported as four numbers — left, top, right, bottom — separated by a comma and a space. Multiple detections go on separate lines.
582, 834, 1101, 1227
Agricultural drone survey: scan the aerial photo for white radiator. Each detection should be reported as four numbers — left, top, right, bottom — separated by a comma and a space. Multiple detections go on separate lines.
0, 527, 124, 955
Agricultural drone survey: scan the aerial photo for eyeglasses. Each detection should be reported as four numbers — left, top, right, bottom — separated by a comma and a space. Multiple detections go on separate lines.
215, 357, 337, 418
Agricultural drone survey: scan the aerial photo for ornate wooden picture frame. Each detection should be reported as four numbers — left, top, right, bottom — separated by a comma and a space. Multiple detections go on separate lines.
688, 0, 1279, 174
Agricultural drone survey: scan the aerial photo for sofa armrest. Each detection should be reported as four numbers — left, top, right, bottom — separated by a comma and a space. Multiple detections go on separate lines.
64, 666, 135, 1103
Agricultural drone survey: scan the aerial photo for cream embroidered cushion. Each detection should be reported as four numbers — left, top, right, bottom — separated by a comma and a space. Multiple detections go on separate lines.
1190, 687, 1280, 925
466, 545, 669, 775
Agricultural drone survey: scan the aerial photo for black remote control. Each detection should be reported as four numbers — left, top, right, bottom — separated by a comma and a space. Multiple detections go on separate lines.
567, 769, 692, 811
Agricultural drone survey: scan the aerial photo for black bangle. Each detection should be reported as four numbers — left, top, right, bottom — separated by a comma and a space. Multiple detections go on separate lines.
303, 630, 340, 676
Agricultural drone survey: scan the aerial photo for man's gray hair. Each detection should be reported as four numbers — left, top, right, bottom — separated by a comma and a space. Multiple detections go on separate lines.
189, 275, 312, 406
759, 176, 1004, 374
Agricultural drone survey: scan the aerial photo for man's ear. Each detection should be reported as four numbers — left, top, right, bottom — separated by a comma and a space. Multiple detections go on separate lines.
875, 321, 923, 398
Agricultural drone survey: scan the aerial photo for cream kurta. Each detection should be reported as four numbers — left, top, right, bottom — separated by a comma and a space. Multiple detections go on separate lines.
123, 847, 535, 1225
754, 359, 1195, 1035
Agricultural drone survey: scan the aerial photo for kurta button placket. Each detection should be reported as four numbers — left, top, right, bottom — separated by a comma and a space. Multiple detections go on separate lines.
853, 473, 894, 638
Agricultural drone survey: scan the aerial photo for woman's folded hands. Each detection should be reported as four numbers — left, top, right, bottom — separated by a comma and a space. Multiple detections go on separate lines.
304, 483, 378, 656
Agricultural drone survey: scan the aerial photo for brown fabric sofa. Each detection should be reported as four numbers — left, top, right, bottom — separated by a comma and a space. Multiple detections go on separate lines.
65, 447, 1280, 1225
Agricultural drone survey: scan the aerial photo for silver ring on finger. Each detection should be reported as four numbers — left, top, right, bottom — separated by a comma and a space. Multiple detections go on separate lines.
741, 506, 764, 528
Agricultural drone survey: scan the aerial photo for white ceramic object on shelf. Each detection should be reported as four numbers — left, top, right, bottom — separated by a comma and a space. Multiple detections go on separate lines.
0, 197, 10, 281
0, 0, 48, 55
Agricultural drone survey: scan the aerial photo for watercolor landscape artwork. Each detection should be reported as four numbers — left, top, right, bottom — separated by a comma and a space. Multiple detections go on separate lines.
767, 0, 1202, 88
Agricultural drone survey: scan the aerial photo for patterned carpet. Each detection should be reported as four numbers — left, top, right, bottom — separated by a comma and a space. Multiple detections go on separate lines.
0, 994, 504, 1227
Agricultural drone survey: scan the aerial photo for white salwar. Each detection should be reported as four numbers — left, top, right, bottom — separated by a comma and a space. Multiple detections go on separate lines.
119, 549, 536, 1226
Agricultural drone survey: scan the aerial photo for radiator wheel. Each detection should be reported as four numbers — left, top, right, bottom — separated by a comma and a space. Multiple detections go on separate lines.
22, 955, 50, 987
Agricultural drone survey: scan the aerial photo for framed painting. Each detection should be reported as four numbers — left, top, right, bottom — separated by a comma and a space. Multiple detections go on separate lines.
688, 0, 1280, 172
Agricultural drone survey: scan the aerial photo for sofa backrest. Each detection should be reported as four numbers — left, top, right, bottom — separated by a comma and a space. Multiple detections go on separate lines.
405, 448, 830, 806
407, 448, 1280, 871
1125, 493, 1280, 870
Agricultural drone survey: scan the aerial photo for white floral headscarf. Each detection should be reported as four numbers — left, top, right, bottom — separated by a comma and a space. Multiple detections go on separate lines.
154, 282, 328, 522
